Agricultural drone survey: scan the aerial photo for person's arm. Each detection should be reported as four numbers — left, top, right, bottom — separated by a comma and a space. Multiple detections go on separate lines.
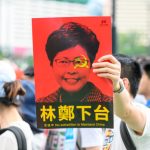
92, 55, 146, 134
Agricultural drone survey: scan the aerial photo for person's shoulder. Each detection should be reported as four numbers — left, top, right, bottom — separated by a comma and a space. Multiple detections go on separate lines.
0, 130, 15, 139
0, 130, 18, 149
10, 120, 33, 137
36, 89, 60, 103
10, 121, 33, 150
88, 82, 113, 102
134, 102, 150, 111
133, 102, 150, 124
134, 94, 146, 105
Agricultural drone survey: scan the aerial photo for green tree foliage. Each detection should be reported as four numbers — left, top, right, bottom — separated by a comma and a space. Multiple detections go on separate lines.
0, 50, 3, 59
118, 32, 150, 56
0, 49, 33, 69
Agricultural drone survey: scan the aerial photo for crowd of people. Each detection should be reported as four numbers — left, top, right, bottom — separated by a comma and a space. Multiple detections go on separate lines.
0, 53, 150, 150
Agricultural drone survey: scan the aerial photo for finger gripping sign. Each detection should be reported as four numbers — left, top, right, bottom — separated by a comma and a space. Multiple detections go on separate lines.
32, 16, 113, 128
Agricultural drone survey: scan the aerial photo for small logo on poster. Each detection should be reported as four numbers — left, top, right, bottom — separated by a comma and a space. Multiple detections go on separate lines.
100, 19, 108, 26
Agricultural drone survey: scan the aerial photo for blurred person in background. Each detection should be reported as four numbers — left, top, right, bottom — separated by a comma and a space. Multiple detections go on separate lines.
138, 63, 150, 108
23, 66, 34, 82
20, 66, 47, 150
11, 62, 24, 80
133, 56, 149, 105
0, 60, 33, 150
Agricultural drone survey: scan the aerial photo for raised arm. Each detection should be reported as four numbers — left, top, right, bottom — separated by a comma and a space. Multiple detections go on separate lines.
92, 55, 146, 134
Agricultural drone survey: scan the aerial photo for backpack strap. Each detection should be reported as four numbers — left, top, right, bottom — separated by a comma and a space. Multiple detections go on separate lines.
120, 121, 136, 150
76, 140, 81, 150
0, 126, 27, 150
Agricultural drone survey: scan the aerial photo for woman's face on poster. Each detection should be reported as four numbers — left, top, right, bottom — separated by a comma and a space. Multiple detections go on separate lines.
52, 45, 91, 93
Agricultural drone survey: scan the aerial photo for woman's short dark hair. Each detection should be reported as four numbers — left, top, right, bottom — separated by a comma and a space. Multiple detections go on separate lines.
46, 22, 99, 65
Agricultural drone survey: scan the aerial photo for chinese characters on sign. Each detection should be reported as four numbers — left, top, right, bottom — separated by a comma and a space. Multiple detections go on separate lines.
37, 102, 113, 128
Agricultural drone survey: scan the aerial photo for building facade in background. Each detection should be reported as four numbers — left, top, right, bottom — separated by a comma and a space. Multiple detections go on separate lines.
0, 0, 150, 57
